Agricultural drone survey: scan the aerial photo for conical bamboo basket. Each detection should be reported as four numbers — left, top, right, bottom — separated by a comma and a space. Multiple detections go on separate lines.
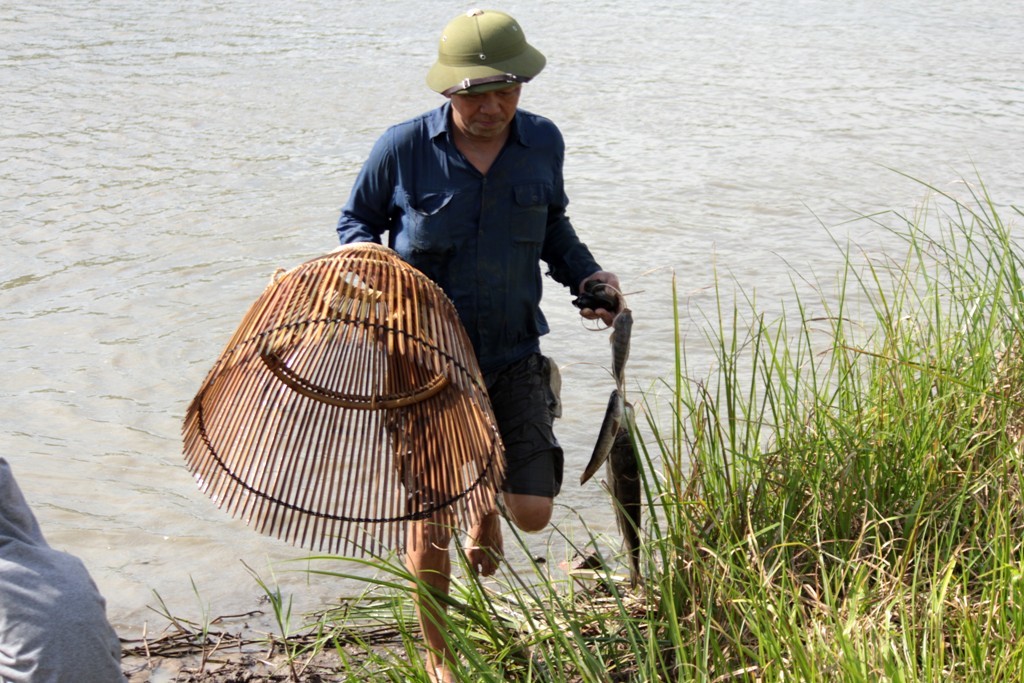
183, 243, 505, 557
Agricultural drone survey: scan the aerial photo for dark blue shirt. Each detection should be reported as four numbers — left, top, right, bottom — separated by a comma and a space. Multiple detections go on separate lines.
337, 102, 601, 373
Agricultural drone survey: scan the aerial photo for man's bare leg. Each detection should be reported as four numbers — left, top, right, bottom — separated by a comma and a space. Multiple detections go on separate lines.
406, 517, 456, 682
405, 504, 506, 682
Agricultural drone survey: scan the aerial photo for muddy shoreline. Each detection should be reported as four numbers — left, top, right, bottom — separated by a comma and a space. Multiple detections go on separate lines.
119, 605, 408, 682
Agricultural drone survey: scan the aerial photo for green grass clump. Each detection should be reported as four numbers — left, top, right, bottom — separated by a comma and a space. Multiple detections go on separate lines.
645, 181, 1024, 682
150, 180, 1024, 682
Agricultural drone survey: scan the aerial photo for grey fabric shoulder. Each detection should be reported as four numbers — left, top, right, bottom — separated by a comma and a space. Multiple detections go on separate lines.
0, 458, 126, 682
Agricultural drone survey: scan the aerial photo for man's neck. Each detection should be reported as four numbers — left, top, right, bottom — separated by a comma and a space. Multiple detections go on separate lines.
452, 124, 510, 175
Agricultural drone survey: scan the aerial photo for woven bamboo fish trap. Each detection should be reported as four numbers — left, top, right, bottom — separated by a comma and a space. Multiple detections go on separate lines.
183, 243, 505, 557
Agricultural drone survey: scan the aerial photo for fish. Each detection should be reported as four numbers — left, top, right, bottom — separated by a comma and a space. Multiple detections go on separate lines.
579, 389, 622, 485
607, 401, 641, 587
580, 301, 641, 586
610, 308, 632, 396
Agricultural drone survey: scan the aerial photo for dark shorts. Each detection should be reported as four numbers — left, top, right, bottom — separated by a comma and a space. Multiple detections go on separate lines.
484, 353, 563, 499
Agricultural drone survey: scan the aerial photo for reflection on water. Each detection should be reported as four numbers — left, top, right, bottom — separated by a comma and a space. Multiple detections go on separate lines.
2, 0, 1022, 635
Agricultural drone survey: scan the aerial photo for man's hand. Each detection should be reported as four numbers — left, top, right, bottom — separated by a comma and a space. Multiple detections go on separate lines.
578, 271, 622, 326
466, 510, 503, 576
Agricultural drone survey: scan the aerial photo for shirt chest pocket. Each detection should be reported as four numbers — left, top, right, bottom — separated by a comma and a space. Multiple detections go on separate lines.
402, 190, 456, 253
511, 182, 553, 244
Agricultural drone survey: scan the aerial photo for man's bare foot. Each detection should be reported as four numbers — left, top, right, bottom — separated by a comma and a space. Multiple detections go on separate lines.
427, 663, 457, 683
466, 510, 503, 576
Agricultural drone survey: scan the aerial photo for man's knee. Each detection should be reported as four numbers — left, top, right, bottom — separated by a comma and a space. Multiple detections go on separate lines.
502, 492, 552, 532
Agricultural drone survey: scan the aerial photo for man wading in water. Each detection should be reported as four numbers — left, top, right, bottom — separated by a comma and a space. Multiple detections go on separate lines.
336, 9, 621, 680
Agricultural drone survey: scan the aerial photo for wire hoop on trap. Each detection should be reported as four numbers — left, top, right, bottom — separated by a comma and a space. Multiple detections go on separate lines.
182, 243, 505, 557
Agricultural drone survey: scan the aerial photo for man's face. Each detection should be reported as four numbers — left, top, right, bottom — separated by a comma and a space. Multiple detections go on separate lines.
449, 84, 522, 141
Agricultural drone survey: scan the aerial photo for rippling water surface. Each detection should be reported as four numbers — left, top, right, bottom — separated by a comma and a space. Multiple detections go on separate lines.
2, 0, 1022, 636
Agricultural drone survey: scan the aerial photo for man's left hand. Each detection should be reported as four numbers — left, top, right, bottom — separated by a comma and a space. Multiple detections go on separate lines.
466, 510, 503, 577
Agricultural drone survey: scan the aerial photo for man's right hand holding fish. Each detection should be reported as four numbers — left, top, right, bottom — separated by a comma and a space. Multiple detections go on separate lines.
575, 272, 623, 325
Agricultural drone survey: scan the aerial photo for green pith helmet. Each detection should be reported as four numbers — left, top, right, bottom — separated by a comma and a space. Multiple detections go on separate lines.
426, 8, 546, 96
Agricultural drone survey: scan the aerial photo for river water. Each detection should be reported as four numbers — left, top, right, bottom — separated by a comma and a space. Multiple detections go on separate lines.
2, 0, 1022, 639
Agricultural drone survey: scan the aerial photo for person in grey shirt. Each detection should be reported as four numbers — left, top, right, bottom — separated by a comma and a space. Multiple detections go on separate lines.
0, 458, 125, 683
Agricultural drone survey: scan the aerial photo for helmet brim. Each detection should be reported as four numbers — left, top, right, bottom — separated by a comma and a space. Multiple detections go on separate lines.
426, 44, 546, 95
